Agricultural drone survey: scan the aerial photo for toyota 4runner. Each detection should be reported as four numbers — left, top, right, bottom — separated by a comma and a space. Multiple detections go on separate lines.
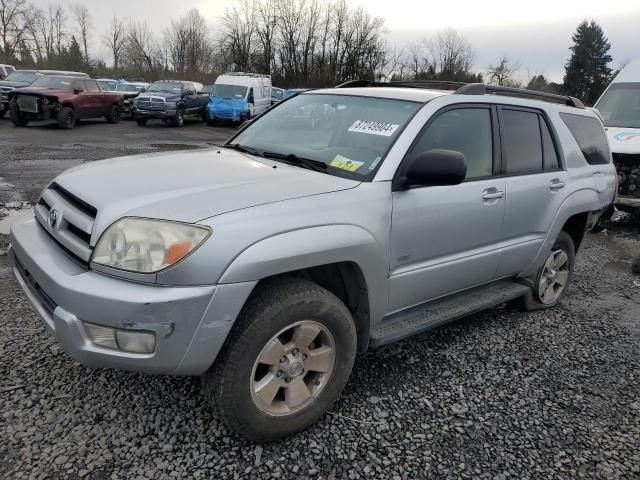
9, 81, 616, 441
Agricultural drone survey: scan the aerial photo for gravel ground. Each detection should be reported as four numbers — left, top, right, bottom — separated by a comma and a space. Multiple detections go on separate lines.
1, 120, 640, 479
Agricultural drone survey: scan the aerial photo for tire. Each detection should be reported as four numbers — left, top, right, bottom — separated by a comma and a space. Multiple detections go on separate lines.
57, 107, 75, 129
0, 104, 7, 118
202, 277, 357, 442
135, 117, 147, 126
171, 109, 185, 127
517, 231, 575, 311
106, 104, 121, 124
9, 108, 29, 127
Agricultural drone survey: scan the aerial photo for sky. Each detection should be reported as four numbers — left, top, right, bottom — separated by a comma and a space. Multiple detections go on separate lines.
55, 0, 640, 82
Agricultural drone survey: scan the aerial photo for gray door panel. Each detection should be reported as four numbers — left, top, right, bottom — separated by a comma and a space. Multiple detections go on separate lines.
389, 179, 506, 312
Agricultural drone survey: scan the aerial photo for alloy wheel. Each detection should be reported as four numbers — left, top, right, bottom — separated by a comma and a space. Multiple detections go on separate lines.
538, 248, 570, 304
250, 320, 336, 416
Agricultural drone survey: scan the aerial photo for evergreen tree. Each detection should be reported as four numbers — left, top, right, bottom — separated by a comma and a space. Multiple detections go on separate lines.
65, 36, 85, 71
563, 20, 612, 105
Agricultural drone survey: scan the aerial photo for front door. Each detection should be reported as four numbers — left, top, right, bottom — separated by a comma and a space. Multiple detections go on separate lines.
389, 105, 505, 312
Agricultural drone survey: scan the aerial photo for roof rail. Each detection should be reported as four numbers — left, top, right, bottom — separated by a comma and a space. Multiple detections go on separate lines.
336, 79, 467, 90
455, 83, 584, 108
335, 78, 584, 109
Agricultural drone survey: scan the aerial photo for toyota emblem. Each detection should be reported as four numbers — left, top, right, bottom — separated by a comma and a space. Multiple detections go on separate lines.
48, 209, 59, 228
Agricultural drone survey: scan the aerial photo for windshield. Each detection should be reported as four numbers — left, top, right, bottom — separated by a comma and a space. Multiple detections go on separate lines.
230, 93, 421, 179
30, 76, 73, 90
98, 80, 117, 91
117, 83, 145, 92
595, 82, 640, 128
148, 81, 183, 94
213, 84, 247, 99
5, 72, 37, 83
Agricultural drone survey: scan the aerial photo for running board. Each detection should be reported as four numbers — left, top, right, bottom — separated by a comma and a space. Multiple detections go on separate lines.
370, 280, 530, 348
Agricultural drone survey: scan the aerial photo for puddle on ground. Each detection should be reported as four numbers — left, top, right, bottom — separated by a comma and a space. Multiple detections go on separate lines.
603, 260, 634, 274
0, 207, 33, 235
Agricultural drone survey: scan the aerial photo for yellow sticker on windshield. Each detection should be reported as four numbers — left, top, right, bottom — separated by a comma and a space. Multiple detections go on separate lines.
330, 155, 364, 172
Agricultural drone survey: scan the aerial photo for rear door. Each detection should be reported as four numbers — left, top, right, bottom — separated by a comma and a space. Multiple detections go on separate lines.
83, 80, 103, 117
389, 105, 506, 312
496, 106, 570, 276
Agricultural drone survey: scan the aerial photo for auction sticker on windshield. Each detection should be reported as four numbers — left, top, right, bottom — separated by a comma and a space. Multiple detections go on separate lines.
330, 155, 364, 172
348, 120, 399, 137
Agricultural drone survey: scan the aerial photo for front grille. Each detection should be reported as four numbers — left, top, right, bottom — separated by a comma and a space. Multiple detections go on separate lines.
15, 256, 57, 317
612, 153, 640, 197
136, 96, 166, 110
35, 183, 97, 264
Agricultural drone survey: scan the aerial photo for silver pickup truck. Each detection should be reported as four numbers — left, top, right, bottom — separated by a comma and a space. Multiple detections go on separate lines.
9, 81, 616, 441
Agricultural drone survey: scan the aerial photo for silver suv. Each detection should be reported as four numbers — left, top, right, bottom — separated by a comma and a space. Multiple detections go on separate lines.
9, 81, 616, 441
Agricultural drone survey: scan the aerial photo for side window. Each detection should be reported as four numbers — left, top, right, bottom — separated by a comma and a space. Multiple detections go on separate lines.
84, 80, 100, 93
501, 109, 543, 174
409, 108, 493, 179
539, 116, 560, 169
560, 113, 610, 165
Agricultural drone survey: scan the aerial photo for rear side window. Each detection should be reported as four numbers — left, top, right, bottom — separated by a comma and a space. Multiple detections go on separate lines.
560, 113, 610, 165
502, 109, 542, 174
540, 116, 560, 169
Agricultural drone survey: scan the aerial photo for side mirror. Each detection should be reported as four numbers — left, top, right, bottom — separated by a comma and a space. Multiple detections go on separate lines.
74, 87, 84, 94
140, 87, 146, 93
404, 149, 467, 187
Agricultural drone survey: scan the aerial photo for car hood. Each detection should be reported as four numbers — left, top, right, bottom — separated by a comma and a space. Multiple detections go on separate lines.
53, 148, 359, 239
605, 127, 640, 154
0, 80, 29, 89
138, 91, 179, 100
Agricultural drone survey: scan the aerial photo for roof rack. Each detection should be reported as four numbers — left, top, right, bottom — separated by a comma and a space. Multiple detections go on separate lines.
335, 79, 584, 108
455, 83, 584, 108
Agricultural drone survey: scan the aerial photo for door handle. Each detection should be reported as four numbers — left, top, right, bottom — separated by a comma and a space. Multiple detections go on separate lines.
549, 179, 565, 189
482, 189, 504, 200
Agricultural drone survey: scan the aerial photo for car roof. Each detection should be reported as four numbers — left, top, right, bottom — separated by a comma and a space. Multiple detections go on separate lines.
36, 70, 88, 77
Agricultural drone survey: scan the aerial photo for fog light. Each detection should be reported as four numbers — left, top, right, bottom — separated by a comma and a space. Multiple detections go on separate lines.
83, 323, 118, 349
115, 330, 155, 353
83, 322, 155, 354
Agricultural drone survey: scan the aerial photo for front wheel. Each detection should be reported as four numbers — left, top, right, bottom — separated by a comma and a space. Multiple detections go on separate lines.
202, 277, 357, 442
135, 117, 147, 126
0, 104, 7, 118
171, 109, 185, 127
57, 107, 75, 129
10, 108, 29, 126
517, 231, 575, 311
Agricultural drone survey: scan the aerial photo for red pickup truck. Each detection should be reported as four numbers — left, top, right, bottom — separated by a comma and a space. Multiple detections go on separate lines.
8, 76, 123, 129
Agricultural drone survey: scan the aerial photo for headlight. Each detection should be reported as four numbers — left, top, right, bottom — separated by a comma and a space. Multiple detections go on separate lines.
91, 218, 210, 273
166, 101, 177, 109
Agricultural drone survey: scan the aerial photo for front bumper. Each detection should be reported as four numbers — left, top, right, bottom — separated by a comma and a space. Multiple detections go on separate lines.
133, 108, 177, 120
9, 217, 256, 375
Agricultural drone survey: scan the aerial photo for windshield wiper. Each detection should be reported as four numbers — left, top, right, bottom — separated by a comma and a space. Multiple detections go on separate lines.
262, 151, 328, 173
223, 143, 265, 158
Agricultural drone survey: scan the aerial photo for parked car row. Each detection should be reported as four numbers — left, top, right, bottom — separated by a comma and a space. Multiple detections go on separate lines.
2, 69, 306, 129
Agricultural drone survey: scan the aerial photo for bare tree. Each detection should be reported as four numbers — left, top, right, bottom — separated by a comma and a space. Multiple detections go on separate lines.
0, 0, 34, 61
101, 15, 126, 70
70, 2, 91, 62
123, 20, 160, 76
220, 0, 257, 71
429, 28, 475, 80
403, 38, 431, 79
487, 54, 520, 86
164, 9, 212, 77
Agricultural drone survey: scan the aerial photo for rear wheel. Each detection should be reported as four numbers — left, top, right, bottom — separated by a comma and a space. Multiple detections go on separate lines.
106, 104, 121, 124
202, 277, 357, 442
10, 108, 29, 127
135, 117, 148, 126
517, 231, 575, 311
57, 107, 75, 129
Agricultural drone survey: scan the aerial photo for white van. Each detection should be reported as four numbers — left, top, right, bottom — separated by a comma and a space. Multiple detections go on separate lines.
208, 73, 272, 123
594, 60, 640, 209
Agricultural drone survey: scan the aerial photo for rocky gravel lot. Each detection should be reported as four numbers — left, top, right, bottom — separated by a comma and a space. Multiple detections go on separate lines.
1, 119, 640, 479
